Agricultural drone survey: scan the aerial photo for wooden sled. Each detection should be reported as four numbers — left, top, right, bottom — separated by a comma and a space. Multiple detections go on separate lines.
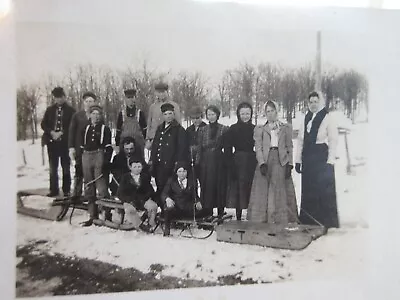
92, 198, 138, 231
155, 213, 234, 239
216, 221, 327, 250
17, 188, 72, 221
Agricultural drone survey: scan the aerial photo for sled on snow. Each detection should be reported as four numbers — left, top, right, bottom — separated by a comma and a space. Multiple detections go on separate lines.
17, 188, 87, 222
92, 197, 234, 239
92, 197, 143, 231
154, 213, 234, 239
216, 221, 327, 250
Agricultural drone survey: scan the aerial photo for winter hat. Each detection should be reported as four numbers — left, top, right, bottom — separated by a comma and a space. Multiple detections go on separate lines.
189, 106, 203, 118
82, 91, 97, 100
51, 87, 65, 98
174, 161, 188, 173
89, 105, 103, 114
161, 103, 175, 113
154, 82, 169, 91
124, 89, 137, 98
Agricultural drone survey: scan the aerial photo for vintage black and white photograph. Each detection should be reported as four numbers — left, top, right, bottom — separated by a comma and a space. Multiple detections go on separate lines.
12, 0, 383, 297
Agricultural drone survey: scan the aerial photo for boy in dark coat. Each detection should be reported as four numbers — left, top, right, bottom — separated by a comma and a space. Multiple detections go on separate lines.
149, 103, 189, 209
109, 136, 149, 196
41, 87, 76, 197
117, 158, 157, 231
161, 162, 207, 236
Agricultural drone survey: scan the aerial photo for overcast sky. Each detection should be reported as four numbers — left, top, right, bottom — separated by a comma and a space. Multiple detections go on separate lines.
14, 0, 400, 88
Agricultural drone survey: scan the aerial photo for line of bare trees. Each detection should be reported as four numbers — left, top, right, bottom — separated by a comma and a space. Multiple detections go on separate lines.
16, 61, 368, 141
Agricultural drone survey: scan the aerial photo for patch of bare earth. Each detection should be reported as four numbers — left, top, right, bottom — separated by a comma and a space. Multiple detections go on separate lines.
16, 240, 267, 297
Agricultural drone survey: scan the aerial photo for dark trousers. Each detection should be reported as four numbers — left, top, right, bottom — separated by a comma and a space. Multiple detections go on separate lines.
47, 142, 71, 195
154, 164, 174, 209
72, 149, 84, 197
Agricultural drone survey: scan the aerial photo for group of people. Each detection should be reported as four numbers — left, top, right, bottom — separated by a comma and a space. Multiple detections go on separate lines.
40, 83, 339, 236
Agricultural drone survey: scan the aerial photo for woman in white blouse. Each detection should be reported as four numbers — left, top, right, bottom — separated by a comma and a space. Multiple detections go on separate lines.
295, 91, 339, 228
247, 101, 298, 224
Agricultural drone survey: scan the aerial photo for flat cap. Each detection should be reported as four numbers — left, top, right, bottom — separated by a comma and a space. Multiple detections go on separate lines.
160, 103, 175, 113
82, 91, 97, 100
154, 82, 169, 91
124, 89, 137, 98
189, 106, 203, 118
89, 105, 103, 113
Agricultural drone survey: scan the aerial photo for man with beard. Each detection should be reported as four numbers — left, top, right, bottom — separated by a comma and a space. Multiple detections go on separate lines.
68, 92, 98, 200
145, 82, 181, 150
149, 103, 188, 209
115, 88, 147, 157
109, 136, 149, 196
41, 87, 76, 197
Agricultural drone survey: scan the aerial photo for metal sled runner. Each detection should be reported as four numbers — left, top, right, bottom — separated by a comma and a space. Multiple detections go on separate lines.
17, 188, 87, 221
92, 197, 234, 239
155, 214, 234, 239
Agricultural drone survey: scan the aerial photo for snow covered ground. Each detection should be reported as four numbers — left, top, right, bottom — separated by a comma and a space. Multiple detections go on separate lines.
16, 111, 368, 284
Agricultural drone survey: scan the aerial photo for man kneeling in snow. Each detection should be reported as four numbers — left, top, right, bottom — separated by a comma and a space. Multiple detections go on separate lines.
117, 158, 158, 232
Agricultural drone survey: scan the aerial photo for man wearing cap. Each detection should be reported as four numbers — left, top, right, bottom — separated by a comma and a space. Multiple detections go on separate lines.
186, 106, 206, 182
68, 92, 98, 200
149, 102, 188, 208
41, 87, 76, 197
80, 105, 113, 226
145, 82, 181, 149
115, 88, 147, 157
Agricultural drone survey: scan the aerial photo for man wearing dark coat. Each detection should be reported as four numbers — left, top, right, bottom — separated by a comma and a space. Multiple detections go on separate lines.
117, 158, 157, 231
161, 161, 207, 236
41, 87, 76, 197
185, 106, 206, 182
115, 88, 147, 158
109, 136, 149, 196
149, 103, 189, 209
68, 92, 98, 199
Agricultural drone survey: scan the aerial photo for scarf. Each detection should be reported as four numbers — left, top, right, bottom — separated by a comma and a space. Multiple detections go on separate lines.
209, 121, 218, 140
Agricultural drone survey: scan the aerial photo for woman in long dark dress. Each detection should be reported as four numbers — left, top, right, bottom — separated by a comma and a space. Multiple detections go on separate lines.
295, 91, 339, 228
247, 101, 298, 224
225, 102, 257, 220
196, 105, 229, 217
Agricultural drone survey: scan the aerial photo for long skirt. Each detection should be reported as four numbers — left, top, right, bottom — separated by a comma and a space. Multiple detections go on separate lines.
199, 149, 227, 210
300, 143, 339, 228
226, 151, 257, 210
247, 149, 298, 224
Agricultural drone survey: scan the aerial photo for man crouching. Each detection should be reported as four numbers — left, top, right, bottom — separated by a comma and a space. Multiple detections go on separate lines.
117, 158, 158, 232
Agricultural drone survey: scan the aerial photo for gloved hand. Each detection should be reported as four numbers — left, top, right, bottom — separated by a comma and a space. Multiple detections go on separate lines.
295, 163, 302, 174
285, 164, 293, 179
259, 163, 268, 177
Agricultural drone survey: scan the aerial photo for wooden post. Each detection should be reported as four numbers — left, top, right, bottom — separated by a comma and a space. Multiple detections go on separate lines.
22, 148, 27, 166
